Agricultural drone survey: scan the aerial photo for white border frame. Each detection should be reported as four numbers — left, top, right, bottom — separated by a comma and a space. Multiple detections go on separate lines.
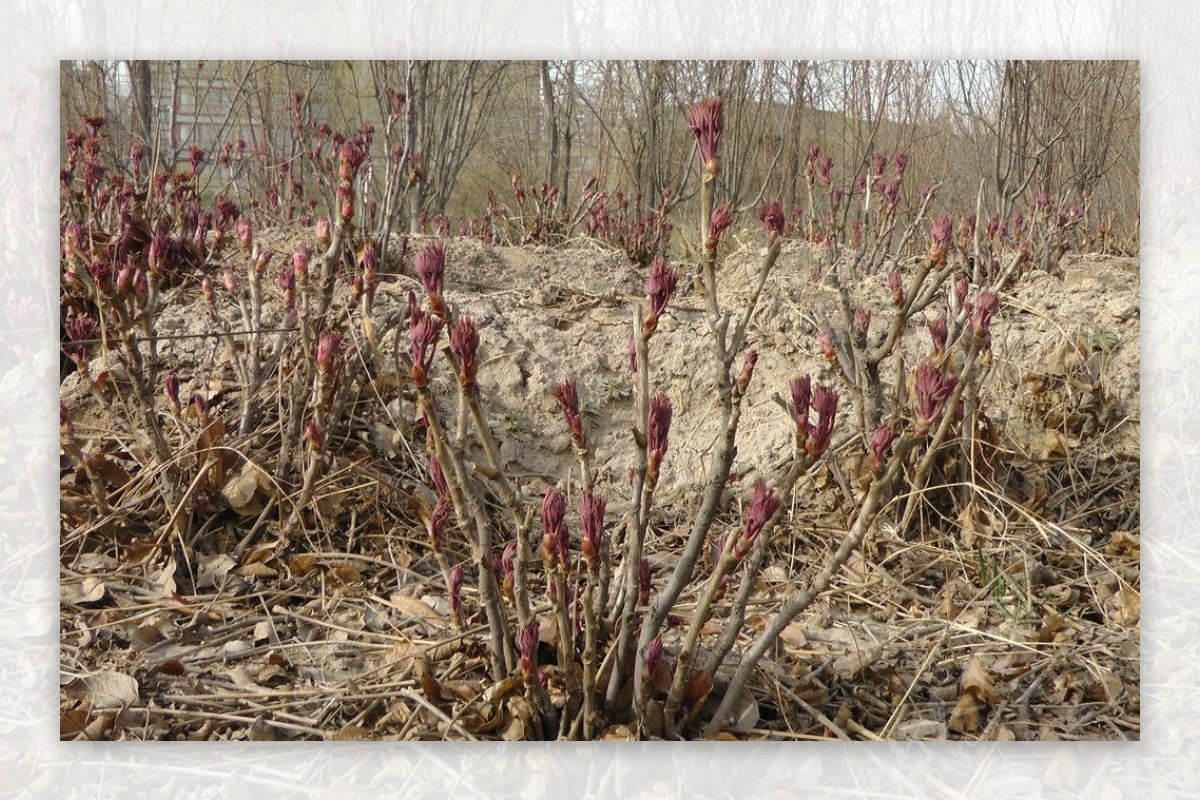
4, 1, 1185, 796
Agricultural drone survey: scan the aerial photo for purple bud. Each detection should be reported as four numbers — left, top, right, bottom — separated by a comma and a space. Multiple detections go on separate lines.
541, 488, 568, 565
647, 393, 673, 482
869, 424, 897, 473
579, 491, 606, 563
736, 350, 758, 394
292, 244, 310, 281
519, 620, 540, 678
914, 363, 957, 431
734, 480, 780, 559
429, 457, 449, 499
928, 316, 949, 355
415, 241, 447, 312
450, 316, 480, 389
972, 291, 1000, 337
759, 201, 785, 237
644, 636, 664, 677
790, 376, 812, 442
553, 379, 584, 448
316, 331, 342, 372
707, 202, 733, 249
687, 97, 724, 174
236, 217, 253, 251
165, 375, 181, 413
429, 498, 451, 549
888, 270, 905, 306
304, 418, 324, 449
807, 385, 838, 456
643, 258, 678, 334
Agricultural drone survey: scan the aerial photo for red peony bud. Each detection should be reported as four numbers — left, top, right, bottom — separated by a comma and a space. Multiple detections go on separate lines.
687, 97, 724, 176
647, 393, 673, 483
971, 291, 1000, 337
807, 385, 838, 456
415, 241, 447, 316
928, 315, 948, 356
734, 480, 780, 559
868, 424, 897, 474
789, 375, 812, 443
450, 316, 480, 390
578, 491, 606, 563
914, 362, 957, 433
707, 202, 733, 250
541, 488, 568, 565
643, 258, 678, 334
644, 636, 663, 677
164, 374, 181, 413
316, 331, 342, 373
519, 620, 540, 679
759, 201, 785, 238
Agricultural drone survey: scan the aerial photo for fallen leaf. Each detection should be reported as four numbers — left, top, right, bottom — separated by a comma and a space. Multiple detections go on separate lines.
248, 716, 282, 741
330, 724, 372, 741
1111, 586, 1140, 626
833, 645, 883, 679
221, 460, 261, 515
779, 623, 807, 647
235, 561, 278, 579
196, 553, 237, 590
681, 670, 714, 710
894, 719, 948, 740
63, 670, 139, 709
388, 594, 445, 622
948, 693, 982, 734
63, 576, 107, 605
155, 659, 187, 677
961, 655, 1003, 705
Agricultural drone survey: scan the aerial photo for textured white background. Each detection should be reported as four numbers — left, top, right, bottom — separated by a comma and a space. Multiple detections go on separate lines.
1, 0, 1186, 797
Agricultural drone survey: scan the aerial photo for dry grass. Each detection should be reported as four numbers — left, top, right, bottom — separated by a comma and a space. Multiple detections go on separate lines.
59, 242, 1139, 742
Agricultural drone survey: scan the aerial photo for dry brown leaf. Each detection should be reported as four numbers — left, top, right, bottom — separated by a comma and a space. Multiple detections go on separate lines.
499, 696, 533, 741
682, 670, 714, 709
1111, 586, 1140, 626
154, 659, 187, 677
894, 719, 948, 740
388, 593, 446, 622
779, 623, 808, 647
221, 461, 260, 513
832, 645, 883, 679
196, 553, 236, 590
961, 655, 1003, 705
63, 670, 139, 709
460, 701, 505, 735
958, 500, 994, 549
1106, 530, 1139, 557
248, 717, 282, 741
235, 561, 277, 579
60, 708, 94, 739
330, 724, 373, 741
600, 724, 635, 740
1037, 610, 1067, 643
948, 693, 982, 734
63, 576, 107, 605
256, 664, 291, 688
130, 624, 163, 649
483, 675, 525, 704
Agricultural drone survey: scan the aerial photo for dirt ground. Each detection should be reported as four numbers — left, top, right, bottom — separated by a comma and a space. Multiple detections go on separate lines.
59, 236, 1140, 741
